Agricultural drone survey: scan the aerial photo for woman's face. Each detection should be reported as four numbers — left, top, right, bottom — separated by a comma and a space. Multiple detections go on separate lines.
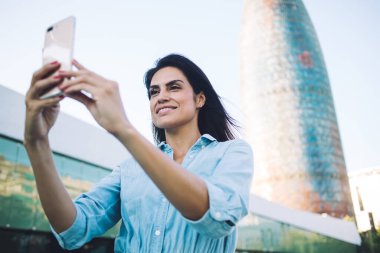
149, 67, 205, 131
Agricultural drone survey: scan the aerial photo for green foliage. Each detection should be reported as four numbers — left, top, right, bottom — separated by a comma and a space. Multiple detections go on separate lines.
359, 229, 380, 253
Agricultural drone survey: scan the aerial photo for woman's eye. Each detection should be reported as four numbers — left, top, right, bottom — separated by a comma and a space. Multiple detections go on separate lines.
150, 89, 159, 96
170, 85, 180, 90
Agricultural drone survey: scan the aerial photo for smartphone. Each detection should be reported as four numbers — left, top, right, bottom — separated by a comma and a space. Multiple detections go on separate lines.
40, 16, 76, 99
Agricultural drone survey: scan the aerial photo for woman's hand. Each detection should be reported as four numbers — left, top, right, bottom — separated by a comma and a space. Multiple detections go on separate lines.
24, 62, 65, 144
24, 62, 77, 233
59, 60, 130, 135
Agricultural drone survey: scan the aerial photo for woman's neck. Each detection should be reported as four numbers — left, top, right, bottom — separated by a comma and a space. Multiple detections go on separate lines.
165, 126, 201, 163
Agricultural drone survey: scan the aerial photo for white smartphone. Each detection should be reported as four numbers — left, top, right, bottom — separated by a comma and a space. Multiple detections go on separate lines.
40, 16, 76, 99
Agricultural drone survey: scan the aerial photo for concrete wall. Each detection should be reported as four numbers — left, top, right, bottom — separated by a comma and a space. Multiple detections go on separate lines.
0, 84, 130, 169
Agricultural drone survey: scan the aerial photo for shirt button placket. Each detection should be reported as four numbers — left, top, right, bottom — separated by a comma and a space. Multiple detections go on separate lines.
151, 195, 169, 252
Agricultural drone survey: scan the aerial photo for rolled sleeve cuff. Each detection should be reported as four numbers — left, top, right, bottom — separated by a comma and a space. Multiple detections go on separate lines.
51, 205, 87, 250
184, 180, 243, 238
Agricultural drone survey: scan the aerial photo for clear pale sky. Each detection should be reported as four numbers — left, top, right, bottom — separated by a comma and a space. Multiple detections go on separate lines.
0, 0, 379, 172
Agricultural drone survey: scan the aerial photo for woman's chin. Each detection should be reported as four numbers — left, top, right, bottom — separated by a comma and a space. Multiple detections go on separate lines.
153, 120, 177, 130
154, 120, 192, 132
153, 115, 198, 132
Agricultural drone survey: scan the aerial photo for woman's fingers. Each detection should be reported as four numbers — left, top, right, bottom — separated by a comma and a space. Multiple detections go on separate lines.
26, 95, 64, 114
62, 82, 97, 99
30, 76, 64, 99
65, 91, 93, 107
38, 95, 64, 108
59, 69, 102, 91
58, 69, 88, 79
58, 69, 98, 88
72, 59, 86, 70
31, 61, 61, 85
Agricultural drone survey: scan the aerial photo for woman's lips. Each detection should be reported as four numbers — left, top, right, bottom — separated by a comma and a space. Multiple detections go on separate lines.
157, 107, 177, 116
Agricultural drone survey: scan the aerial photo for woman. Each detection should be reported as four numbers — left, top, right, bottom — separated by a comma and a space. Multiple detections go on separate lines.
24, 54, 253, 252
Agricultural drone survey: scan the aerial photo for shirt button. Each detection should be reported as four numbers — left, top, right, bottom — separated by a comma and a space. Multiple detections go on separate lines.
215, 212, 221, 219
155, 230, 161, 236
162, 198, 167, 203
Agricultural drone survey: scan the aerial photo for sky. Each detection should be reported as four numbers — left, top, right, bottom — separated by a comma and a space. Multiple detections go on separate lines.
0, 0, 379, 173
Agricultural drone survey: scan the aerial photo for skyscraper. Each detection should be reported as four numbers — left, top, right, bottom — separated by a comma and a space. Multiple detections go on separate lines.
240, 0, 354, 218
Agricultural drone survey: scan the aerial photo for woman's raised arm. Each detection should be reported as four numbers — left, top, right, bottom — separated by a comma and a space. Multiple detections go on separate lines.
24, 62, 76, 233
60, 60, 209, 220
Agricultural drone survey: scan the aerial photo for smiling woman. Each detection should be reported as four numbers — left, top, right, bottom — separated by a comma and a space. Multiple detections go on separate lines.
148, 67, 204, 140
23, 53, 253, 252
145, 54, 239, 145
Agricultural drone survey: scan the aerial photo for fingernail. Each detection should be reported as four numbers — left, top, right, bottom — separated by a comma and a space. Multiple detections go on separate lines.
53, 75, 63, 79
58, 70, 66, 74
50, 61, 59, 65
59, 95, 65, 99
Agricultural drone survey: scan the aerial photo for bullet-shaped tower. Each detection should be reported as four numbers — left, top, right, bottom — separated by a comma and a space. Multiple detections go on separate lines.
240, 0, 354, 218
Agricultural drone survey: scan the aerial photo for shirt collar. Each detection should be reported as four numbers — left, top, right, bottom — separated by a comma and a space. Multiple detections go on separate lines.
158, 134, 216, 152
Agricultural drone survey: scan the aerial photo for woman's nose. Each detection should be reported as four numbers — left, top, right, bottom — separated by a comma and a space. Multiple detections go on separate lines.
157, 90, 169, 103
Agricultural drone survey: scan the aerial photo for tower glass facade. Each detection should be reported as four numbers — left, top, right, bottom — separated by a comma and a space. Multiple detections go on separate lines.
240, 0, 354, 218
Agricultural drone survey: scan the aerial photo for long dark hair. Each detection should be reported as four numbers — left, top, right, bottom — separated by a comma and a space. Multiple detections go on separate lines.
144, 54, 238, 144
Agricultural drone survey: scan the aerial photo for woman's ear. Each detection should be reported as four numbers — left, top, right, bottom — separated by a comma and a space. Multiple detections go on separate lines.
196, 92, 206, 108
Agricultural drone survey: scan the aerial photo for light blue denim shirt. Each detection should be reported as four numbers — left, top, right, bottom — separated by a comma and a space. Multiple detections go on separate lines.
52, 134, 253, 252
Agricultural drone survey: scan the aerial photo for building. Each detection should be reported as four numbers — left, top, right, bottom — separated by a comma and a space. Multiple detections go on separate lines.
0, 84, 361, 252
0, 84, 129, 252
349, 167, 380, 232
236, 195, 360, 252
240, 0, 354, 218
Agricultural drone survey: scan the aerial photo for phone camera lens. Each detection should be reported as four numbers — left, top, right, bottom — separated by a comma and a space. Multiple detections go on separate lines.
47, 26, 53, 32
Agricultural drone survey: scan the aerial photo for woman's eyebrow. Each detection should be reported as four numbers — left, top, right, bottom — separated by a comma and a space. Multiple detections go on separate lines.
166, 80, 184, 86
150, 80, 184, 89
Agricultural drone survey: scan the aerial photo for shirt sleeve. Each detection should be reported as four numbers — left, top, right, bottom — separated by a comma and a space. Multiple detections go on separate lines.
184, 139, 254, 238
51, 165, 122, 250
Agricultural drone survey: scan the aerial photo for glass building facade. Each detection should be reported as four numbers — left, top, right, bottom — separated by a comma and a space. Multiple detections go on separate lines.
236, 213, 357, 253
0, 78, 361, 252
240, 0, 354, 218
0, 134, 118, 252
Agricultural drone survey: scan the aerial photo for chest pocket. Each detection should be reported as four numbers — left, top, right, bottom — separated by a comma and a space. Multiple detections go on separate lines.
188, 151, 221, 178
